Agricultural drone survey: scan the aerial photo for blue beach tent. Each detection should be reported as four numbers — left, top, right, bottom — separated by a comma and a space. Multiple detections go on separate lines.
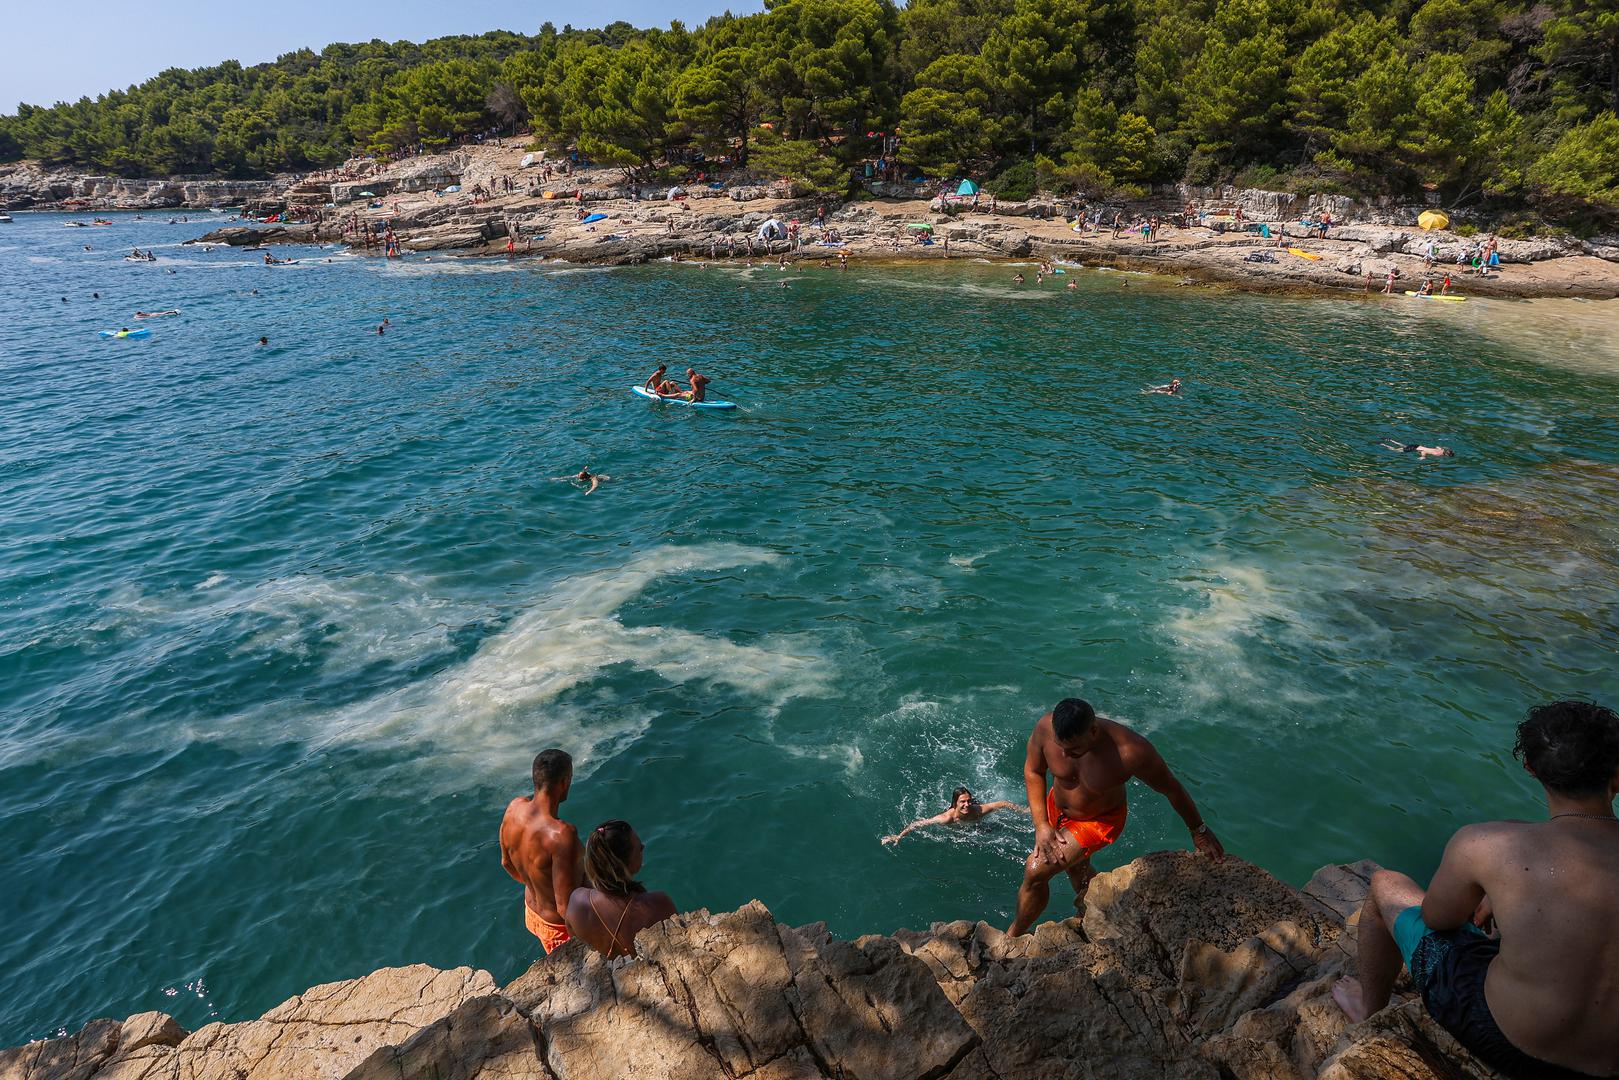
957, 179, 980, 196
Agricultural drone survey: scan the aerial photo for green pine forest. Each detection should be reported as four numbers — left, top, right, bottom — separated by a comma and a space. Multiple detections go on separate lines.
2, 0, 1617, 224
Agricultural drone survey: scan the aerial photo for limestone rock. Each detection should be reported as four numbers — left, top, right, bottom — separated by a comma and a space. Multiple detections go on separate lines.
342, 995, 544, 1080
0, 1018, 122, 1080
3, 856, 1526, 1080
190, 225, 314, 246
83, 966, 492, 1080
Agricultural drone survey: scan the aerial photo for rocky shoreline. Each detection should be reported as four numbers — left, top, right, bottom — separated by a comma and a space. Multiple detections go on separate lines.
0, 162, 276, 211
171, 142, 1619, 301
0, 853, 1506, 1080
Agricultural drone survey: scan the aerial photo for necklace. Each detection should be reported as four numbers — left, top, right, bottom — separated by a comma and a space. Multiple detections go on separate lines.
1549, 812, 1619, 822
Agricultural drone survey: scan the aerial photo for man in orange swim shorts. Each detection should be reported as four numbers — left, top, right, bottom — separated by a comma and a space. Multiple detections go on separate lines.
1008, 698, 1227, 935
500, 749, 582, 954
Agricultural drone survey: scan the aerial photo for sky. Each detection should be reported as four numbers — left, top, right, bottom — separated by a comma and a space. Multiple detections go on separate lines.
2, 0, 763, 113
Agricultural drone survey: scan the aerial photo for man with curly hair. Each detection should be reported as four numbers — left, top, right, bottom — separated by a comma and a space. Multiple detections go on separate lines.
1333, 701, 1619, 1079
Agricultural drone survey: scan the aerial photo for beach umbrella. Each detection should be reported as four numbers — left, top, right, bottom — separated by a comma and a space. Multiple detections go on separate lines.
1418, 210, 1449, 231
957, 179, 980, 196
906, 223, 934, 231
359, 191, 376, 197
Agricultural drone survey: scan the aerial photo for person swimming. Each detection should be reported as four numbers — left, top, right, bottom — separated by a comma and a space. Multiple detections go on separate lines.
881, 787, 1029, 846
1145, 378, 1182, 395
1379, 439, 1454, 459
555, 467, 609, 495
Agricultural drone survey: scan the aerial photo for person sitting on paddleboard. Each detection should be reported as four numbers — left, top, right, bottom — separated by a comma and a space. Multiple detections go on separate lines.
1379, 440, 1453, 459
644, 364, 668, 392
1145, 378, 1182, 395
682, 368, 710, 403
1419, 280, 1434, 296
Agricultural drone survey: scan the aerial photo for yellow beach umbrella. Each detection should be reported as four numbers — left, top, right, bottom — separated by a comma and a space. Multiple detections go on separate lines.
1418, 210, 1450, 231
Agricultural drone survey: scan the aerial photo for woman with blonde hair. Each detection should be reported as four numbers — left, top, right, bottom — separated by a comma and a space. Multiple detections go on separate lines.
565, 821, 677, 959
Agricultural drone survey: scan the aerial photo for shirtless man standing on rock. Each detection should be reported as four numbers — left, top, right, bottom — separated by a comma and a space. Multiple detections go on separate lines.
500, 749, 582, 954
1334, 700, 1619, 1080
1008, 698, 1225, 936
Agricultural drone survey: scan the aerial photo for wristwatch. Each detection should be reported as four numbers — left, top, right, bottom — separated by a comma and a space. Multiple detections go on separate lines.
1192, 822, 1211, 837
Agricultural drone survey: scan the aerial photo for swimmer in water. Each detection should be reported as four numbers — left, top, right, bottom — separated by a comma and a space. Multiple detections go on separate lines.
258, 336, 268, 346
1144, 378, 1182, 395
1014, 272, 1026, 284
556, 467, 608, 495
882, 787, 1029, 846
1379, 439, 1454, 459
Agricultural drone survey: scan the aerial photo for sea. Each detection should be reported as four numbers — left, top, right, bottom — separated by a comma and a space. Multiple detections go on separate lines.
2, 211, 1617, 1045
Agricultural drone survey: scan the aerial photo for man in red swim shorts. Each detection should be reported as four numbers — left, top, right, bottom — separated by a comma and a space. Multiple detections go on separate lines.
1008, 698, 1226, 935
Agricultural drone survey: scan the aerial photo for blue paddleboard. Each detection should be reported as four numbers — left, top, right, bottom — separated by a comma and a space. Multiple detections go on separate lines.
631, 385, 736, 410
99, 328, 152, 338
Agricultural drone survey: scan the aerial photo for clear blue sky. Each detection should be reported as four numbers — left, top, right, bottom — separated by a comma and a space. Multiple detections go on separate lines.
2, 0, 763, 112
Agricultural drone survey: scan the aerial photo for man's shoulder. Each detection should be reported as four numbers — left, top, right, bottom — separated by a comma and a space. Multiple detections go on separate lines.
1446, 819, 1533, 859
1106, 719, 1156, 759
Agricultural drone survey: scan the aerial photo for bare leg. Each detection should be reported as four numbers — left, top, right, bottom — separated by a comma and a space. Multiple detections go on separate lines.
1334, 869, 1425, 1022
1009, 836, 1082, 936
1065, 855, 1096, 914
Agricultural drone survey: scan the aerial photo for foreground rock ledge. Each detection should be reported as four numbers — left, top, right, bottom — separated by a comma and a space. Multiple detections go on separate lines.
0, 853, 1506, 1080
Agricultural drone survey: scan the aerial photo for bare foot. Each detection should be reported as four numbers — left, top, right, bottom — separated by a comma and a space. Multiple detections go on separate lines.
1332, 977, 1369, 1023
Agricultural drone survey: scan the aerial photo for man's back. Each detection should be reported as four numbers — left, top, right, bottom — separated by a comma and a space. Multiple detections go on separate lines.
1465, 820, 1619, 1075
500, 798, 577, 923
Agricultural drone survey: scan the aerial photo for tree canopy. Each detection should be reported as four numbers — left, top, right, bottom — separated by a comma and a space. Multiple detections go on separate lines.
4, 0, 1619, 223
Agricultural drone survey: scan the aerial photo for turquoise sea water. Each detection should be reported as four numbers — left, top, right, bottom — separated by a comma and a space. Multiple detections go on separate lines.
2, 212, 1617, 1045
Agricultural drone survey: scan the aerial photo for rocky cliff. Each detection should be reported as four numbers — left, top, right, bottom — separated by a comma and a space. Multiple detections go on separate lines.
0, 853, 1507, 1080
0, 163, 279, 210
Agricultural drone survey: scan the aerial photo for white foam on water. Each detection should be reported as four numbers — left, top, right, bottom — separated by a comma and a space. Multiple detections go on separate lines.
1162, 561, 1332, 710
307, 543, 839, 777
96, 572, 476, 670
948, 551, 991, 571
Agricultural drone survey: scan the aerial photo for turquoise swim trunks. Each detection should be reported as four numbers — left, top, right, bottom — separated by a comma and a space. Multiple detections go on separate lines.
1392, 906, 1487, 992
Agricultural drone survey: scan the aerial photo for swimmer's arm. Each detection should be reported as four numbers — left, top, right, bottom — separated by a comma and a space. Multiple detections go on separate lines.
585, 477, 600, 495
882, 813, 951, 845
1421, 826, 1490, 932
981, 801, 1028, 815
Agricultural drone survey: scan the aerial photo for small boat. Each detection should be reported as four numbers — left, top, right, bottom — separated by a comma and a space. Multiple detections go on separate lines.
92, 219, 114, 226
0, 211, 12, 223
65, 221, 89, 227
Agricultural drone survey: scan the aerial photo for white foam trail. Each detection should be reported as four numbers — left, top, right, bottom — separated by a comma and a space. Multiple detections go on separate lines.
1163, 562, 1336, 709
310, 544, 837, 776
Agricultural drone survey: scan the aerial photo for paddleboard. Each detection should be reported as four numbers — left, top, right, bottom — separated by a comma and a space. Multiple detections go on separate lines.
581, 213, 608, 225
631, 385, 736, 410
99, 328, 152, 338
1404, 291, 1467, 302
1287, 247, 1322, 261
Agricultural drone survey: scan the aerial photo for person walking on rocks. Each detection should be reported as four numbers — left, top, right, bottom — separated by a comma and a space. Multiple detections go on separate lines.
500, 749, 582, 954
1008, 698, 1225, 936
1333, 701, 1619, 1080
